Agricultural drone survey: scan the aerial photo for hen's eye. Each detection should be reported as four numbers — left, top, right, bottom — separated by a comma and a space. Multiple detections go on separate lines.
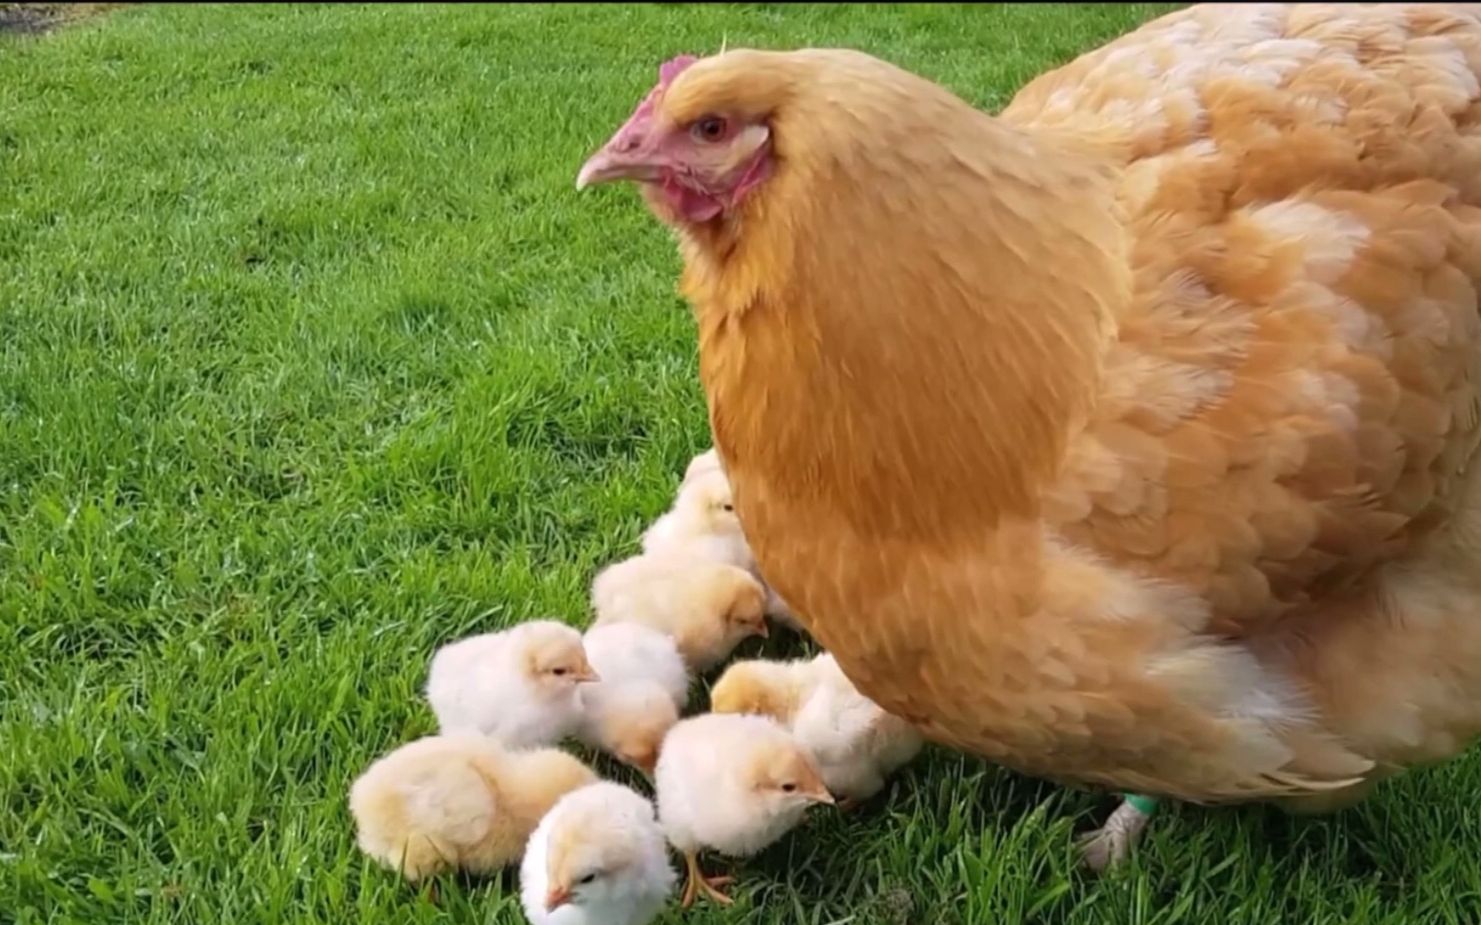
781, 783, 797, 793
578, 873, 598, 885
692, 116, 727, 142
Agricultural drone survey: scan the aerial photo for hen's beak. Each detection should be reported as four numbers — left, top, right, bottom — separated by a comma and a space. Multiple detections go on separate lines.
576, 112, 667, 190
545, 886, 572, 911
576, 148, 666, 190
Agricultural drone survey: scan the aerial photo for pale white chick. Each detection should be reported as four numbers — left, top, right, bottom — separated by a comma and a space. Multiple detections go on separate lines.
576, 680, 679, 777
654, 712, 833, 908
642, 448, 804, 632
520, 781, 677, 925
574, 622, 690, 775
682, 447, 722, 484
590, 555, 768, 673
792, 654, 925, 807
425, 620, 599, 748
711, 653, 924, 809
348, 734, 597, 883
641, 461, 751, 571
582, 621, 692, 710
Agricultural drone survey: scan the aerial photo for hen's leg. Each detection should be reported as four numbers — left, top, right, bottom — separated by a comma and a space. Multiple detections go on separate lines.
1077, 794, 1158, 872
679, 851, 734, 908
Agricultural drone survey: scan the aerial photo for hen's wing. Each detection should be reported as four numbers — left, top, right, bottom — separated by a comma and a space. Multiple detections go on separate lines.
1005, 3, 1481, 632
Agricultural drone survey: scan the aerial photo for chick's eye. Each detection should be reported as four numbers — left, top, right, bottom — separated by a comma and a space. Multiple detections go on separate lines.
578, 873, 598, 885
551, 667, 568, 677
721, 503, 734, 512
691, 116, 727, 142
781, 783, 797, 793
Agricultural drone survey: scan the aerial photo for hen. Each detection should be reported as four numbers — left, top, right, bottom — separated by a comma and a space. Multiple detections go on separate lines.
578, 3, 1481, 867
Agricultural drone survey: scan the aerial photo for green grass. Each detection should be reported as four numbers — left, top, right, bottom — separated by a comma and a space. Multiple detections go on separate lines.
4, 3, 1481, 924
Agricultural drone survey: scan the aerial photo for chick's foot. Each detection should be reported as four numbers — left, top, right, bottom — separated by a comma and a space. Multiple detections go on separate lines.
1077, 794, 1157, 873
679, 851, 734, 908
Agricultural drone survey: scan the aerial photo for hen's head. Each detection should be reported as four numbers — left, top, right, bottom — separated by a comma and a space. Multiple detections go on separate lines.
576, 50, 814, 226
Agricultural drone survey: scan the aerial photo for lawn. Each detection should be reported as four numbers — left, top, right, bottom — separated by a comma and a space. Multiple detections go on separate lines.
5, 3, 1481, 924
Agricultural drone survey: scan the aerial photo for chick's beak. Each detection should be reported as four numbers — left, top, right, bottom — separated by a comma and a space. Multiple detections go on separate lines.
809, 788, 836, 806
574, 665, 601, 684
754, 620, 770, 640
576, 111, 669, 190
545, 886, 573, 911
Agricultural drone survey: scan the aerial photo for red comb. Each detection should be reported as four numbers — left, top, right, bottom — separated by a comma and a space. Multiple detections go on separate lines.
624, 54, 699, 125
659, 55, 699, 87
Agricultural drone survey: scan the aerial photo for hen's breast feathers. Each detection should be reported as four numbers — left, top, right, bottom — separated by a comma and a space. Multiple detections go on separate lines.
1005, 3, 1481, 632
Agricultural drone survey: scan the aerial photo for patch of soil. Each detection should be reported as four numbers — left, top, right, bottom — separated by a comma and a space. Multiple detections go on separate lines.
0, 3, 126, 36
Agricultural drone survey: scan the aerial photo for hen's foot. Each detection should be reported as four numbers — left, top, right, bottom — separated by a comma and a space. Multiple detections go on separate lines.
1077, 794, 1158, 873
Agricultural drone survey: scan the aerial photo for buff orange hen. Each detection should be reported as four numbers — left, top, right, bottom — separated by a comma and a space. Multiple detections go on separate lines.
579, 3, 1481, 868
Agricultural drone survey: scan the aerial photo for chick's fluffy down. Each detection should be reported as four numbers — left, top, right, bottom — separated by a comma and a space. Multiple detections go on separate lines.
654, 713, 828, 858
520, 782, 676, 925
591, 555, 767, 672
348, 735, 597, 882
645, 449, 803, 631
582, 621, 691, 709
712, 654, 924, 801
792, 655, 925, 801
424, 620, 593, 748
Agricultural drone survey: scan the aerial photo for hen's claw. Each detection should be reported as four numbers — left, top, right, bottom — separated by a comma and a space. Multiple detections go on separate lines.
1077, 794, 1157, 873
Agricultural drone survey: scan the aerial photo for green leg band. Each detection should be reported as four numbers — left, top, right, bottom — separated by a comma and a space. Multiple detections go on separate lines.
1123, 793, 1160, 815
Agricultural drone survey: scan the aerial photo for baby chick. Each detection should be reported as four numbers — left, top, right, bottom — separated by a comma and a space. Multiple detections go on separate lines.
711, 653, 924, 809
582, 621, 692, 710
643, 449, 805, 633
520, 781, 677, 925
654, 712, 833, 907
791, 654, 925, 807
682, 446, 723, 485
575, 622, 689, 775
576, 680, 680, 777
425, 619, 599, 748
348, 734, 598, 883
590, 555, 768, 673
708, 655, 822, 720
641, 461, 752, 572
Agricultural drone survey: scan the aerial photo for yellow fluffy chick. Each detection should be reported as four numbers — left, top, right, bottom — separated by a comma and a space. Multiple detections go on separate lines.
590, 554, 768, 672
712, 653, 924, 808
643, 449, 804, 633
425, 620, 600, 748
348, 734, 598, 883
654, 712, 833, 907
